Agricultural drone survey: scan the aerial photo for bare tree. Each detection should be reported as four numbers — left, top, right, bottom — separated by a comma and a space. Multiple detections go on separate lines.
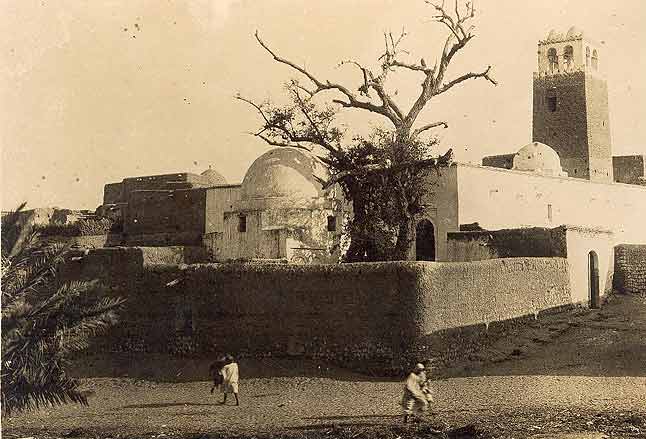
238, 1, 496, 261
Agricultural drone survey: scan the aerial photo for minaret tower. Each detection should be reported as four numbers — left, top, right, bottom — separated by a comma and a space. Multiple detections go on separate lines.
532, 27, 612, 182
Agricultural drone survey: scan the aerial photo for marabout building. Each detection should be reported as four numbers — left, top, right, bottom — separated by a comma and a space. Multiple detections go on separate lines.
99, 28, 646, 304
100, 148, 346, 264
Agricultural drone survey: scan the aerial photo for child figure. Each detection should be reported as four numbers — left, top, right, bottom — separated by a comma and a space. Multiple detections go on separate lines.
220, 354, 240, 406
421, 369, 434, 405
209, 357, 225, 395
401, 363, 428, 423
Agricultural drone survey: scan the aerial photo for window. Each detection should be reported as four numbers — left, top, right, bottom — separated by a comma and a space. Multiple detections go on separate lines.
586, 47, 590, 67
238, 215, 247, 233
592, 49, 598, 70
327, 215, 337, 232
547, 48, 558, 73
563, 45, 573, 71
547, 204, 553, 222
547, 96, 557, 112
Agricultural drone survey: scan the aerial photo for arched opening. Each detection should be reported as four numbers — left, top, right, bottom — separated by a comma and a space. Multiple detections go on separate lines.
547, 48, 559, 73
588, 251, 600, 309
415, 219, 435, 261
585, 46, 590, 67
175, 301, 194, 336
563, 45, 573, 71
592, 49, 598, 70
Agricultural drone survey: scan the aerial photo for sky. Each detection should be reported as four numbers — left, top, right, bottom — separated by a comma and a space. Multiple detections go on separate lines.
1, 0, 645, 210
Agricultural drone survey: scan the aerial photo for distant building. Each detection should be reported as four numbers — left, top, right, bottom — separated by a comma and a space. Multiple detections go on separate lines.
101, 149, 344, 264
96, 28, 646, 306
418, 28, 646, 307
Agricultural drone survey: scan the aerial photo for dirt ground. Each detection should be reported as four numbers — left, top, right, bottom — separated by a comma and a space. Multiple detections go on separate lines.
3, 293, 646, 439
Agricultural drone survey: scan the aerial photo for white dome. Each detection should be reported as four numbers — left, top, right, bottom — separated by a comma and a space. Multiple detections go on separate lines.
546, 29, 564, 41
512, 142, 567, 177
200, 167, 227, 185
566, 26, 583, 39
240, 147, 330, 208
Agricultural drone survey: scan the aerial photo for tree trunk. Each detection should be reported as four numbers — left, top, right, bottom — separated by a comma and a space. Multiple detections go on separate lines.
393, 216, 415, 261
344, 187, 369, 262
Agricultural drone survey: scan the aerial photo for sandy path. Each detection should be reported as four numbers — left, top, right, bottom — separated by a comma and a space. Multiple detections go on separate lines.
4, 375, 645, 437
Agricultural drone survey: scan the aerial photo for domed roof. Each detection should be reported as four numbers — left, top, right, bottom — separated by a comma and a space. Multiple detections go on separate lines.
240, 147, 330, 207
200, 167, 227, 185
566, 26, 583, 39
546, 29, 564, 42
512, 142, 566, 176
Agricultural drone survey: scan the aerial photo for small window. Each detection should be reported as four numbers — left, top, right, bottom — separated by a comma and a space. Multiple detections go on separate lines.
327, 215, 337, 232
238, 215, 247, 233
547, 47, 559, 73
563, 45, 573, 71
586, 47, 591, 67
547, 96, 557, 112
547, 204, 553, 222
592, 49, 598, 70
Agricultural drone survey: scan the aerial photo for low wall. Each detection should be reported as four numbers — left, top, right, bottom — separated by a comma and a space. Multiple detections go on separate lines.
64, 250, 572, 372
415, 258, 571, 332
124, 231, 204, 247
42, 233, 123, 248
614, 245, 646, 293
446, 227, 567, 262
139, 246, 210, 264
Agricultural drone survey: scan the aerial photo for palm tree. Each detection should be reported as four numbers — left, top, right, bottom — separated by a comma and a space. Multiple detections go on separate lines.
1, 204, 124, 416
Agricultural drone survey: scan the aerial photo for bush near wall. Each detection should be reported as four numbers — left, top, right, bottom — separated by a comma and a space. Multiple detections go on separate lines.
62, 250, 572, 374
36, 218, 118, 237
614, 245, 646, 293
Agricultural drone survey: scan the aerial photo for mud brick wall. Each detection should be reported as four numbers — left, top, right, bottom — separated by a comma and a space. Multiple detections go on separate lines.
482, 153, 515, 170
613, 155, 646, 185
63, 250, 572, 372
414, 258, 571, 333
614, 245, 646, 293
123, 188, 207, 244
446, 227, 567, 262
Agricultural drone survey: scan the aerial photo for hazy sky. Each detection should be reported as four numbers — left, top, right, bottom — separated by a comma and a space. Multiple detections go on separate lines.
2, 0, 645, 210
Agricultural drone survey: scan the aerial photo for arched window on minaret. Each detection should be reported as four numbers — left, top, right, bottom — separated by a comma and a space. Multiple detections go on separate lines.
592, 49, 598, 70
563, 45, 574, 71
586, 47, 591, 67
548, 48, 559, 73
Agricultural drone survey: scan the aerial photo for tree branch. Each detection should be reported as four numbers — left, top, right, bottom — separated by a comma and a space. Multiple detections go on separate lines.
235, 94, 271, 126
436, 65, 497, 96
337, 59, 405, 123
255, 31, 400, 126
411, 121, 449, 138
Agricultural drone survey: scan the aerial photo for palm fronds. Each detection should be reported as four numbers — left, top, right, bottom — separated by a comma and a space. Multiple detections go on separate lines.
1, 204, 125, 416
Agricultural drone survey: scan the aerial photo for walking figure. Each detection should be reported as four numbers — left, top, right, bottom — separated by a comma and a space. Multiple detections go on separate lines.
209, 357, 225, 395
220, 354, 240, 406
401, 362, 428, 423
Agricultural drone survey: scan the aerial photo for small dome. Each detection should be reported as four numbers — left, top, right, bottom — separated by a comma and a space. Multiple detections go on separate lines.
240, 147, 330, 207
201, 167, 227, 185
546, 29, 565, 41
512, 142, 566, 176
566, 26, 583, 39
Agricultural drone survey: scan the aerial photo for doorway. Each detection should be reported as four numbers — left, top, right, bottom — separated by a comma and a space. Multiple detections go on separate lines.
416, 219, 436, 261
588, 251, 600, 309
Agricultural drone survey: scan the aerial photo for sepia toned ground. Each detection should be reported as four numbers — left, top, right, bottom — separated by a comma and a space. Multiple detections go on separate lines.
3, 293, 646, 439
